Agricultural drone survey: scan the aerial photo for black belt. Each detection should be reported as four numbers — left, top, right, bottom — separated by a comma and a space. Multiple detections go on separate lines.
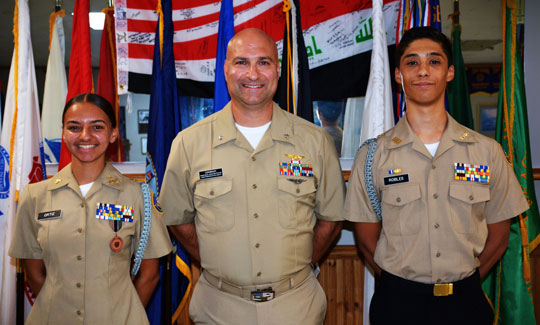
380, 270, 480, 297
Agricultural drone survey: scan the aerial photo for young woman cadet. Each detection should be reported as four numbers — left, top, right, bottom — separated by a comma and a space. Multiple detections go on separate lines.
10, 93, 172, 324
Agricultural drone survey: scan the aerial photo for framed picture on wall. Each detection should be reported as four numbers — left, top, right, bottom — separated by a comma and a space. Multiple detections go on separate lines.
141, 137, 147, 155
477, 104, 497, 137
138, 110, 149, 134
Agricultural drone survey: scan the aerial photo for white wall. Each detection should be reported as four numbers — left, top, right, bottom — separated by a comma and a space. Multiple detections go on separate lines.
525, 0, 540, 207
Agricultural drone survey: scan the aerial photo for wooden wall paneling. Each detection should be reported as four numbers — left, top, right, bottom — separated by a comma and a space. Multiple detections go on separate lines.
318, 246, 364, 325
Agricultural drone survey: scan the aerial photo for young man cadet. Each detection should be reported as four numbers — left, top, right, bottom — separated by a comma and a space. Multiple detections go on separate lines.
160, 28, 345, 324
344, 26, 529, 325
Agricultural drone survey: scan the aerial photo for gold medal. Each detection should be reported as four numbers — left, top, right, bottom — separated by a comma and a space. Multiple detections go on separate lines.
110, 235, 123, 252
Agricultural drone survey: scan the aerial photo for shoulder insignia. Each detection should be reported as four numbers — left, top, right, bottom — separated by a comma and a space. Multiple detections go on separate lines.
459, 131, 469, 140
54, 178, 62, 184
108, 178, 120, 184
391, 137, 402, 144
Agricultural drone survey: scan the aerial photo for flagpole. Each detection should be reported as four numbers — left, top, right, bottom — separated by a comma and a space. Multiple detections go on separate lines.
16, 259, 23, 325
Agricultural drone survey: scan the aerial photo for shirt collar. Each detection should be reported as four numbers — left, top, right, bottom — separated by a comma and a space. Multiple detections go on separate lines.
386, 112, 478, 149
212, 101, 294, 148
47, 163, 123, 193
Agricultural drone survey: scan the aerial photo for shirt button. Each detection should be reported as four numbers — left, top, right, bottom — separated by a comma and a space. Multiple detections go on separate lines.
77, 228, 83, 233
251, 156, 256, 161
253, 213, 259, 219
77, 310, 82, 316
257, 272, 262, 277
436, 279, 442, 283
396, 197, 401, 203
252, 184, 257, 189
296, 188, 300, 194
431, 164, 436, 169
209, 190, 214, 196
469, 195, 474, 201
76, 283, 82, 288
434, 223, 440, 229
436, 252, 441, 257
77, 255, 82, 261
433, 193, 438, 199
80, 203, 85, 208
255, 243, 260, 248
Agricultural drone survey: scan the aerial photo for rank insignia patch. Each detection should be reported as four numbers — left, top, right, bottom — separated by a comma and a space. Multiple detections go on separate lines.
279, 155, 313, 177
96, 203, 134, 222
388, 168, 402, 174
454, 163, 490, 183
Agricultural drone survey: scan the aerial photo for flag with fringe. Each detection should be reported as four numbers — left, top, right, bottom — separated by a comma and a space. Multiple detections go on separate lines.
98, 6, 125, 162
143, 0, 191, 323
213, 0, 234, 112
481, 1, 540, 324
276, 0, 313, 122
0, 0, 47, 322
58, 0, 93, 170
41, 9, 67, 164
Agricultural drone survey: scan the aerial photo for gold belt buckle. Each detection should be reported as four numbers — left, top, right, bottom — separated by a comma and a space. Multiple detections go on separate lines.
433, 283, 453, 296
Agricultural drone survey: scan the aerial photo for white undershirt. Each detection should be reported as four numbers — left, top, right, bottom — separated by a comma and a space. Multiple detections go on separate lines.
79, 182, 94, 197
424, 142, 440, 157
235, 121, 272, 150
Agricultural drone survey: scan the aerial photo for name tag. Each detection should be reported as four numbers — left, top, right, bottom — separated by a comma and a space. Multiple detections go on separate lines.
384, 174, 410, 186
37, 210, 62, 221
199, 168, 223, 180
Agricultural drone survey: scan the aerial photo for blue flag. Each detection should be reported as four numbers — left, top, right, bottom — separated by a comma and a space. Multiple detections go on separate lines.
213, 0, 234, 112
145, 0, 191, 323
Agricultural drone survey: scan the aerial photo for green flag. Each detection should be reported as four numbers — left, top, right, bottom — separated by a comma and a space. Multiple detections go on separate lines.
448, 23, 474, 128
481, 1, 540, 324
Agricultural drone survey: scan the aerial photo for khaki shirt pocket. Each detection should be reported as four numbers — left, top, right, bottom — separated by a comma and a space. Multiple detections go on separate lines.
449, 183, 490, 234
381, 184, 422, 235
277, 177, 317, 229
194, 178, 234, 232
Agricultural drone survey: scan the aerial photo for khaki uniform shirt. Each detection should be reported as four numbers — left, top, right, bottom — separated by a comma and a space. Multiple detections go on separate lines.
344, 114, 529, 284
161, 102, 345, 286
10, 163, 172, 325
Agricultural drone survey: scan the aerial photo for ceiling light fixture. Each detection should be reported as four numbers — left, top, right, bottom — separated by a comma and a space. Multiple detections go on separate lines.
89, 12, 105, 30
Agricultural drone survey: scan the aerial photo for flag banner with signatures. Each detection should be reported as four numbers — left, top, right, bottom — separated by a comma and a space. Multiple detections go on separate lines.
115, 0, 399, 99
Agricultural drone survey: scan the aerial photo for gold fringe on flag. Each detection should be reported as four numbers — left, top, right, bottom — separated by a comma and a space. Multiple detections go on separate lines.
10, 0, 19, 183
48, 10, 65, 51
282, 0, 297, 115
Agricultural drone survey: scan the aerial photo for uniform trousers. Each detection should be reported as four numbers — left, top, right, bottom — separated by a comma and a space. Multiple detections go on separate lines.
370, 270, 493, 325
189, 272, 326, 324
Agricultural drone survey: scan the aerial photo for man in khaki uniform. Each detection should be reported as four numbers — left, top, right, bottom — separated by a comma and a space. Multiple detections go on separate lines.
10, 163, 172, 324
344, 27, 529, 325
160, 28, 345, 324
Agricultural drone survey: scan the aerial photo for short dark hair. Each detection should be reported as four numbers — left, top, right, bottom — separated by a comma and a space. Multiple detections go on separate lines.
317, 101, 342, 122
395, 26, 453, 67
63, 93, 117, 128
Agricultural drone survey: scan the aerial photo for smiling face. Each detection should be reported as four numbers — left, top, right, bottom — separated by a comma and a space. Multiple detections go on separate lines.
224, 29, 280, 113
395, 38, 454, 109
62, 102, 118, 167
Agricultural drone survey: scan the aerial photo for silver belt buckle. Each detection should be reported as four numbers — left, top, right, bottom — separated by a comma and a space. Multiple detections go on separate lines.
250, 287, 275, 302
